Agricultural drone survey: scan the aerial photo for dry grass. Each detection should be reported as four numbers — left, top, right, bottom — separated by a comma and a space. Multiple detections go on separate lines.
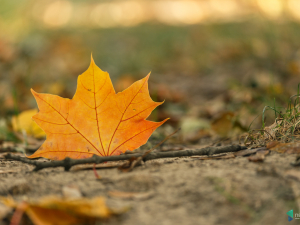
244, 91, 300, 147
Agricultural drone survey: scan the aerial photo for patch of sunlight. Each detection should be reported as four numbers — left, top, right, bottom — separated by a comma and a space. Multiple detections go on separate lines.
153, 1, 205, 25
209, 0, 238, 17
287, 0, 300, 20
90, 1, 146, 28
256, 0, 283, 18
27, 0, 298, 29
43, 0, 72, 27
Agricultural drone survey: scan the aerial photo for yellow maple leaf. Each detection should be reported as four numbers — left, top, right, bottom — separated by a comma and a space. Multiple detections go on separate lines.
28, 56, 168, 160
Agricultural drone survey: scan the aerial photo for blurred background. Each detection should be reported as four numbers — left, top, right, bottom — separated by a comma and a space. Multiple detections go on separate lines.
2, 0, 300, 144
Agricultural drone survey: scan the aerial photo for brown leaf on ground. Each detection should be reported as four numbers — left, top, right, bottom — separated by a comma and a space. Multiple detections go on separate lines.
264, 122, 278, 140
248, 150, 269, 162
266, 141, 280, 149
211, 112, 245, 138
211, 112, 235, 137
267, 141, 300, 154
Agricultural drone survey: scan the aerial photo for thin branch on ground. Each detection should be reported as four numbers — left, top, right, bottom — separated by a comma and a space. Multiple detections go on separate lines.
119, 128, 181, 172
143, 128, 181, 157
4, 144, 246, 171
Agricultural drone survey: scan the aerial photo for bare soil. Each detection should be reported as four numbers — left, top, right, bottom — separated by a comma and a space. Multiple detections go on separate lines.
1, 149, 300, 225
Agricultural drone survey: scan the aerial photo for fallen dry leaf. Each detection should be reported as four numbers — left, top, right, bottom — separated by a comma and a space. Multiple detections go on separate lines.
266, 141, 280, 149
1, 196, 126, 225
211, 112, 235, 137
11, 109, 46, 138
263, 121, 279, 140
248, 150, 269, 162
28, 56, 167, 160
0, 203, 11, 221
267, 141, 300, 154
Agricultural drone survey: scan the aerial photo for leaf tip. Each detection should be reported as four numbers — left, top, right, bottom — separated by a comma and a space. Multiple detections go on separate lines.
90, 53, 95, 64
146, 72, 151, 79
31, 88, 38, 97
155, 99, 166, 107
163, 118, 170, 122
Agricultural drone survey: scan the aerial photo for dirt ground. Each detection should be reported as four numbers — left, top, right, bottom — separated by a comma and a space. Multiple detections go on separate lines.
2, 16, 300, 225
1, 146, 300, 225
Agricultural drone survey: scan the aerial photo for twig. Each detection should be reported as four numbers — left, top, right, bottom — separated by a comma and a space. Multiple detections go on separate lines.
119, 128, 181, 171
143, 128, 181, 157
93, 163, 101, 179
4, 144, 246, 171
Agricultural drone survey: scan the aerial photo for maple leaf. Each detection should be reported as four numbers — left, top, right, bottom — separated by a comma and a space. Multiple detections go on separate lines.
1, 196, 125, 225
28, 56, 168, 160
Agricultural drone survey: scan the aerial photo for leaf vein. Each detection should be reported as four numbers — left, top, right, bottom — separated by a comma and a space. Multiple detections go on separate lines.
110, 123, 158, 155
107, 78, 148, 154
34, 94, 103, 156
121, 104, 155, 122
